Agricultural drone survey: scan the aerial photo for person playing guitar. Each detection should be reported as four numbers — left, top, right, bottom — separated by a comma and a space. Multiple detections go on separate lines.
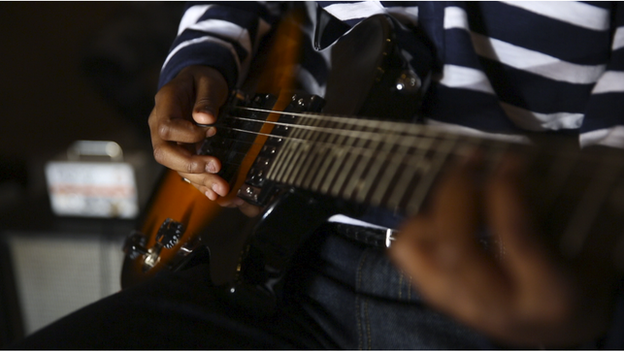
15, 2, 624, 348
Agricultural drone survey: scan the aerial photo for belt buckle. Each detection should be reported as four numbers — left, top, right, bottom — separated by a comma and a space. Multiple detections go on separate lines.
385, 228, 396, 248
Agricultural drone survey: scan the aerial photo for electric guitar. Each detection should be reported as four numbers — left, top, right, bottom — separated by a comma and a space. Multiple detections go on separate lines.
121, 12, 624, 314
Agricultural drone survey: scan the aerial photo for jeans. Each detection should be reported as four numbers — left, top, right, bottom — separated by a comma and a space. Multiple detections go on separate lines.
11, 225, 622, 349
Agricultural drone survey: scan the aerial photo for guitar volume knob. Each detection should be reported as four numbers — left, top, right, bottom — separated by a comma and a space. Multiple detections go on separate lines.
156, 218, 185, 249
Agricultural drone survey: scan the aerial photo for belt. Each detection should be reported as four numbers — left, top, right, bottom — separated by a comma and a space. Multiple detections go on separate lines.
325, 222, 397, 248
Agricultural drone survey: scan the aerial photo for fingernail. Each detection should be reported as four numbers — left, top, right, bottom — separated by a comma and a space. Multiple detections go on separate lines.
212, 183, 223, 196
194, 108, 215, 125
206, 161, 217, 173
205, 190, 216, 201
206, 127, 216, 137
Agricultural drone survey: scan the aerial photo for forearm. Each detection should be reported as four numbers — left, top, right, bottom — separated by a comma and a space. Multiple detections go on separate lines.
158, 1, 287, 90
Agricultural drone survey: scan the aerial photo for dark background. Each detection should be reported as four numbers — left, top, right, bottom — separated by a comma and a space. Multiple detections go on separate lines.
0, 2, 187, 225
0, 2, 186, 345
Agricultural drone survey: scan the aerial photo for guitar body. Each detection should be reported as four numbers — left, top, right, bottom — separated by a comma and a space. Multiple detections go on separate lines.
121, 10, 308, 289
121, 12, 428, 289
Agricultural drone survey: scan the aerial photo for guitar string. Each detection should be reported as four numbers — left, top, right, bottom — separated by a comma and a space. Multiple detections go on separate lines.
212, 102, 613, 194
213, 129, 465, 174
217, 107, 498, 160
223, 114, 438, 146
215, 109, 606, 168
214, 115, 607, 174
228, 106, 445, 137
219, 108, 595, 169
211, 113, 603, 176
225, 107, 618, 169
228, 106, 592, 162
211, 124, 487, 172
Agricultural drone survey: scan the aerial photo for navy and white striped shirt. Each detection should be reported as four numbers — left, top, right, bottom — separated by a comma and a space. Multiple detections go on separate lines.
159, 1, 624, 149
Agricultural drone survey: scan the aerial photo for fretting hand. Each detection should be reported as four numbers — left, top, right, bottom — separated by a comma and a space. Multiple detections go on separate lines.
389, 153, 619, 348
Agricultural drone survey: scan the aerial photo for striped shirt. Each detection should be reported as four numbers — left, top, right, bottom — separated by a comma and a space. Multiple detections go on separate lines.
159, 1, 624, 148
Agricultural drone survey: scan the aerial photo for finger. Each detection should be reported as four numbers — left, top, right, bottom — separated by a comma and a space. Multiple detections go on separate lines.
153, 141, 222, 175
179, 174, 262, 217
148, 82, 216, 145
423, 154, 486, 272
237, 202, 262, 217
179, 171, 230, 199
485, 156, 560, 284
219, 196, 262, 217
191, 67, 229, 125
481, 156, 613, 346
484, 156, 578, 320
390, 158, 511, 324
153, 117, 215, 144
149, 80, 191, 124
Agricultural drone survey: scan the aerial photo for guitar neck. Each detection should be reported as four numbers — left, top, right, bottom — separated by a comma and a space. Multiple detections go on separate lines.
258, 113, 624, 270
266, 115, 516, 215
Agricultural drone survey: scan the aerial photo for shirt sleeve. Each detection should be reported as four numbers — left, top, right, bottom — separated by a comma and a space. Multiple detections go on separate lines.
158, 1, 286, 90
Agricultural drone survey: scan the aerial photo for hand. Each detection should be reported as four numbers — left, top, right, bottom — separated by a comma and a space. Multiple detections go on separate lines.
388, 153, 619, 348
148, 65, 260, 216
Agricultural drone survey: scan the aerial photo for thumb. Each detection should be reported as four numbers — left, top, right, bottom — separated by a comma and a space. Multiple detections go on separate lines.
192, 67, 229, 126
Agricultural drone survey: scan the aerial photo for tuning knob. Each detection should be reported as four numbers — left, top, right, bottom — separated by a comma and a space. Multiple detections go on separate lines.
156, 218, 185, 249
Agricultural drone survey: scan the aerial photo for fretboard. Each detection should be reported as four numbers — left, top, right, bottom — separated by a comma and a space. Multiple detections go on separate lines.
265, 115, 512, 215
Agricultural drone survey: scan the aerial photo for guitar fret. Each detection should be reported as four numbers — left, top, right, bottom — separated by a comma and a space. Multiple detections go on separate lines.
266, 108, 298, 183
351, 148, 390, 204
319, 121, 365, 196
274, 114, 312, 184
283, 113, 319, 185
307, 120, 350, 192
367, 136, 414, 208
268, 132, 299, 184
290, 114, 328, 187
405, 133, 459, 215
296, 143, 329, 188
282, 141, 306, 184
343, 119, 387, 201
299, 116, 342, 190
386, 137, 435, 212
559, 155, 624, 258
353, 128, 414, 205
267, 138, 292, 183
328, 122, 373, 198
